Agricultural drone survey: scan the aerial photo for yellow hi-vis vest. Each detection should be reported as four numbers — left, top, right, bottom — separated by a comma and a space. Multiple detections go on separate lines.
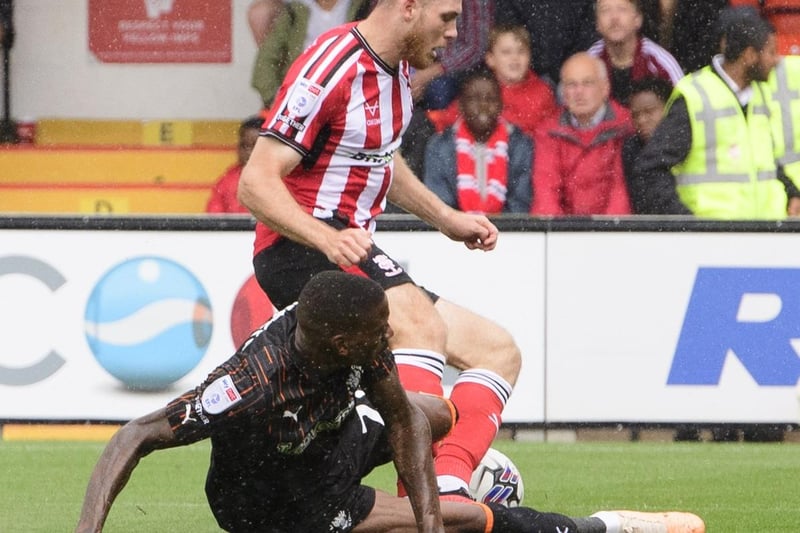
668, 66, 785, 219
765, 56, 800, 185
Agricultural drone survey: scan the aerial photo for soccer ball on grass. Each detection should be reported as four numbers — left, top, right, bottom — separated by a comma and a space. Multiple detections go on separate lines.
469, 447, 525, 507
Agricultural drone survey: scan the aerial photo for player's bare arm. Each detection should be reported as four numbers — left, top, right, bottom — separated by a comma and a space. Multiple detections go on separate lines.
239, 136, 374, 266
75, 409, 178, 533
366, 369, 445, 532
388, 153, 498, 251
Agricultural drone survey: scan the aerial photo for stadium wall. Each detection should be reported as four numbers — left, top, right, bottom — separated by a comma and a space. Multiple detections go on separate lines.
11, 1, 262, 121
0, 216, 799, 426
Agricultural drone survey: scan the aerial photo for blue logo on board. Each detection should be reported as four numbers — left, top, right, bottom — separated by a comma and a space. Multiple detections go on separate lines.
84, 257, 212, 390
669, 267, 800, 387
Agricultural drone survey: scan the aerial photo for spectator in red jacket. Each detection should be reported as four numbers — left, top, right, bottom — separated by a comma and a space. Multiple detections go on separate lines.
531, 52, 634, 216
206, 116, 263, 214
587, 0, 683, 105
484, 25, 559, 137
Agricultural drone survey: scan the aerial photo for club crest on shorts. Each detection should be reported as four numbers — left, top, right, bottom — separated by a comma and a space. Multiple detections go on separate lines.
201, 374, 242, 415
287, 78, 323, 118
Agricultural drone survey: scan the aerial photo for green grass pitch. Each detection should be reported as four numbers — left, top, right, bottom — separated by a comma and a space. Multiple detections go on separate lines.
2, 438, 798, 531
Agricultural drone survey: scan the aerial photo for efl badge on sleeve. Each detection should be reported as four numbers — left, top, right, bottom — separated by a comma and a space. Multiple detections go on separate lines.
287, 78, 323, 118
201, 374, 242, 415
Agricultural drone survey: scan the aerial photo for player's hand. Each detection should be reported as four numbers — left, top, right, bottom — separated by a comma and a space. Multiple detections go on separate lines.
322, 227, 374, 267
439, 211, 498, 251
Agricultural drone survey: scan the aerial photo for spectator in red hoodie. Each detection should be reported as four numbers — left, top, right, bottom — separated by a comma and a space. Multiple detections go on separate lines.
427, 25, 558, 138
206, 116, 263, 214
531, 52, 634, 216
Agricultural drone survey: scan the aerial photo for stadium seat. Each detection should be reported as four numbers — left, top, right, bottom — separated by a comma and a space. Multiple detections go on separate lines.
34, 119, 239, 147
728, 0, 800, 54
0, 145, 236, 214
0, 184, 213, 214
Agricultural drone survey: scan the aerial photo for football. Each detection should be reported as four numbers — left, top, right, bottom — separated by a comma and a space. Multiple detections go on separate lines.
469, 447, 525, 507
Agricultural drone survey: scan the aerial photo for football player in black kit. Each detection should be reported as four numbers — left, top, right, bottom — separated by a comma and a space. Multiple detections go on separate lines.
77, 271, 704, 533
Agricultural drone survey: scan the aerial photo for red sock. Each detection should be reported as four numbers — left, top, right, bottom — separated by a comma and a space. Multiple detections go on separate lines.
394, 349, 445, 396
394, 349, 446, 497
435, 370, 512, 485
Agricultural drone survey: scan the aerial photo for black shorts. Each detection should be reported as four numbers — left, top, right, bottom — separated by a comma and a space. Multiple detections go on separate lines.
253, 218, 437, 309
209, 395, 393, 533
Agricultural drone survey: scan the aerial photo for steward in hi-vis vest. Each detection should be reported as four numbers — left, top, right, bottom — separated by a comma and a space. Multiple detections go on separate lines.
668, 66, 782, 218
632, 13, 784, 218
764, 55, 800, 187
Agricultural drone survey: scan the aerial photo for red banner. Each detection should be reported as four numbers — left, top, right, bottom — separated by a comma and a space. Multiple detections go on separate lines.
89, 0, 231, 63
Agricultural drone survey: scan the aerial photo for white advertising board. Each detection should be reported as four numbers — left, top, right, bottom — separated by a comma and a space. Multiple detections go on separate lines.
0, 229, 546, 423
546, 232, 800, 424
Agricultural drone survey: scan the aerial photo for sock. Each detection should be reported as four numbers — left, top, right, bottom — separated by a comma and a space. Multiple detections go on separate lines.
394, 349, 446, 498
394, 348, 445, 396
435, 370, 512, 484
487, 503, 580, 533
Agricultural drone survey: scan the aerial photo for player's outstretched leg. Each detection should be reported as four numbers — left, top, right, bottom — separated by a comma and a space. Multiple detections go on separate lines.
383, 286, 522, 500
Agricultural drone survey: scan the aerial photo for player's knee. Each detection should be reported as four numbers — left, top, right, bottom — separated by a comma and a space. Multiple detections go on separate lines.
449, 324, 521, 385
493, 327, 522, 384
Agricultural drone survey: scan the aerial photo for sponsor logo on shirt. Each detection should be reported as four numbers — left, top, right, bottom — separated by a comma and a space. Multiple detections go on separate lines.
351, 150, 395, 164
277, 114, 306, 131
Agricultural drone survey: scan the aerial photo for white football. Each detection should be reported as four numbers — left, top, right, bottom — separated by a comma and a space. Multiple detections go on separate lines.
469, 447, 525, 507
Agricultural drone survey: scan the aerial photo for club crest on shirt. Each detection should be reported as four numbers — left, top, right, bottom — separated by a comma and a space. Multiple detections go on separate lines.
201, 374, 242, 415
286, 77, 323, 118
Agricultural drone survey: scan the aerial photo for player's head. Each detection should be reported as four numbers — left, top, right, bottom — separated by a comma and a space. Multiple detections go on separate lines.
628, 77, 672, 141
238, 116, 263, 166
296, 271, 392, 367
399, 0, 461, 70
458, 68, 503, 141
485, 25, 531, 85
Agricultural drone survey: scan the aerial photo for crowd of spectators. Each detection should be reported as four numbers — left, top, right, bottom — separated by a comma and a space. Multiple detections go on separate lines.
208, 0, 800, 224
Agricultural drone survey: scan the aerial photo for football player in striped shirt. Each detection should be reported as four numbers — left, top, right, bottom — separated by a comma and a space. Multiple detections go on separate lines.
239, 0, 519, 501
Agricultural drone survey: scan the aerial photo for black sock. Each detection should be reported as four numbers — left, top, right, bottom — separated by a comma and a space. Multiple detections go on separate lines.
572, 517, 607, 532
487, 503, 587, 533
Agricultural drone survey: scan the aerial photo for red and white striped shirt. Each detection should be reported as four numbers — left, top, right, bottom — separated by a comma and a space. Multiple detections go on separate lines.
256, 23, 413, 254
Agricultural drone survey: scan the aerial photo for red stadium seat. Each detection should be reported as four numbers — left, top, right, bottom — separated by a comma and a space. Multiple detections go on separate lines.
729, 0, 800, 54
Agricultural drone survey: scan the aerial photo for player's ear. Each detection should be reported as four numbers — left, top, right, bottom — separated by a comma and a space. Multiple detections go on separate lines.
331, 333, 350, 357
400, 0, 421, 22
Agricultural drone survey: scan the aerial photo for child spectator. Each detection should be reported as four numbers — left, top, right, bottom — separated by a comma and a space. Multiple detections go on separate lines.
621, 77, 673, 213
424, 69, 533, 214
427, 25, 558, 138
484, 25, 559, 137
494, 0, 599, 86
588, 0, 683, 105
206, 117, 263, 214
531, 53, 634, 216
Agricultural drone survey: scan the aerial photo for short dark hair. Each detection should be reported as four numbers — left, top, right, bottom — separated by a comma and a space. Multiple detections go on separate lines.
594, 0, 641, 15
240, 115, 264, 133
723, 13, 775, 62
296, 271, 386, 336
458, 67, 500, 98
629, 76, 673, 103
